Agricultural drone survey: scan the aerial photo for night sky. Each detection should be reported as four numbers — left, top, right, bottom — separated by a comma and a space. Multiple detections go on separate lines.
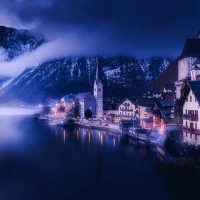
1, 0, 200, 60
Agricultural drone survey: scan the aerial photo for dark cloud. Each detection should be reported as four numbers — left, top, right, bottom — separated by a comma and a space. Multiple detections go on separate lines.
1, 0, 200, 58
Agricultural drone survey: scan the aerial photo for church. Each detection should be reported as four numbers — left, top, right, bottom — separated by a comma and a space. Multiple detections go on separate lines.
60, 53, 104, 118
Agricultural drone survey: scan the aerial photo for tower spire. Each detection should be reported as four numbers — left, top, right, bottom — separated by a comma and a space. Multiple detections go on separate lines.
96, 51, 101, 83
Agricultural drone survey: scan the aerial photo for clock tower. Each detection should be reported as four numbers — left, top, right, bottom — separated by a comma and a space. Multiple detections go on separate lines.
94, 52, 103, 118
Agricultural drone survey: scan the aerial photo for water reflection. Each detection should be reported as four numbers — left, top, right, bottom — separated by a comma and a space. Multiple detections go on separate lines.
0, 116, 200, 199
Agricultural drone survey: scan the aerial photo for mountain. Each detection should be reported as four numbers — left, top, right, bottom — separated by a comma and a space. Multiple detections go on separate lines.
0, 26, 173, 104
152, 59, 178, 90
0, 56, 172, 104
0, 25, 45, 61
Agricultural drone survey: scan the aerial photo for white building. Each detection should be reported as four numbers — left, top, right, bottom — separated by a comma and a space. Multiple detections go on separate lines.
118, 98, 136, 118
182, 81, 200, 146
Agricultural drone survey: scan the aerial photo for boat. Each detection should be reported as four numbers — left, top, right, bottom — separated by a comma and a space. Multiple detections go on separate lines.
38, 116, 50, 123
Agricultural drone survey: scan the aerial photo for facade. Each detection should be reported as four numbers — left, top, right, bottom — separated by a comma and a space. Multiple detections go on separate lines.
152, 100, 175, 134
135, 98, 156, 119
103, 99, 119, 120
118, 98, 136, 118
182, 81, 200, 146
94, 52, 103, 118
76, 92, 96, 118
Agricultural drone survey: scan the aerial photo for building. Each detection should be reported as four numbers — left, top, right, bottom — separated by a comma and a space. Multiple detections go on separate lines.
175, 32, 200, 99
182, 81, 200, 146
135, 98, 156, 119
152, 100, 175, 134
94, 52, 103, 118
59, 53, 103, 118
118, 98, 136, 118
103, 99, 119, 120
76, 92, 96, 118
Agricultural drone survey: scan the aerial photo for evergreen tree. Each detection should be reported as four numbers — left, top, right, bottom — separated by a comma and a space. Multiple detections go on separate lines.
72, 98, 81, 118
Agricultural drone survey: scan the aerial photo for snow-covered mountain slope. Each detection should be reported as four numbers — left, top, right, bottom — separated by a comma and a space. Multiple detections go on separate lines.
0, 56, 172, 104
0, 26, 173, 104
0, 25, 45, 61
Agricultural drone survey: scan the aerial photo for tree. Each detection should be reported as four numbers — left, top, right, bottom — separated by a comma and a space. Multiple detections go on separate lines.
84, 108, 92, 119
164, 130, 182, 157
72, 98, 81, 118
174, 99, 183, 125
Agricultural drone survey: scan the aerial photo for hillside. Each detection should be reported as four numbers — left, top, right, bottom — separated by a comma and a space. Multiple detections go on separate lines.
0, 26, 173, 104
152, 58, 178, 90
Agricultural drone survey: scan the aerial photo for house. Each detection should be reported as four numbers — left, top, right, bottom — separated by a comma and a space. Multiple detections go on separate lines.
136, 98, 156, 119
182, 81, 200, 146
103, 99, 120, 121
151, 100, 175, 134
118, 98, 136, 119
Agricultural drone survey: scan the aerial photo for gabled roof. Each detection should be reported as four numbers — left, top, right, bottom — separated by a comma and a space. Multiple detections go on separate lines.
192, 57, 200, 65
76, 92, 93, 101
179, 38, 200, 59
190, 65, 200, 71
188, 81, 200, 104
118, 97, 136, 106
159, 100, 175, 107
159, 109, 172, 115
137, 98, 156, 107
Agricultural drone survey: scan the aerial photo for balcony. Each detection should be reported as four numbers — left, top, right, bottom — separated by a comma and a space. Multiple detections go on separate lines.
182, 126, 200, 135
182, 114, 198, 121
120, 108, 133, 112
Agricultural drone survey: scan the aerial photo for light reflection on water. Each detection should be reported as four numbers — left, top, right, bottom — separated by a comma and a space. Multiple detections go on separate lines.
0, 115, 199, 200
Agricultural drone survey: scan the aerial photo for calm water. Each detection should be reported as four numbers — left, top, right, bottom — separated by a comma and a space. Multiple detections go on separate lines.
0, 112, 200, 200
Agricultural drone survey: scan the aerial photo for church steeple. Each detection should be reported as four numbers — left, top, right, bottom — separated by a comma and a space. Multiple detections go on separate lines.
95, 51, 101, 83
94, 52, 103, 118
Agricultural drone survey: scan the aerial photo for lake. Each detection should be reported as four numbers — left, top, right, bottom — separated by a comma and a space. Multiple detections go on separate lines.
0, 109, 199, 200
